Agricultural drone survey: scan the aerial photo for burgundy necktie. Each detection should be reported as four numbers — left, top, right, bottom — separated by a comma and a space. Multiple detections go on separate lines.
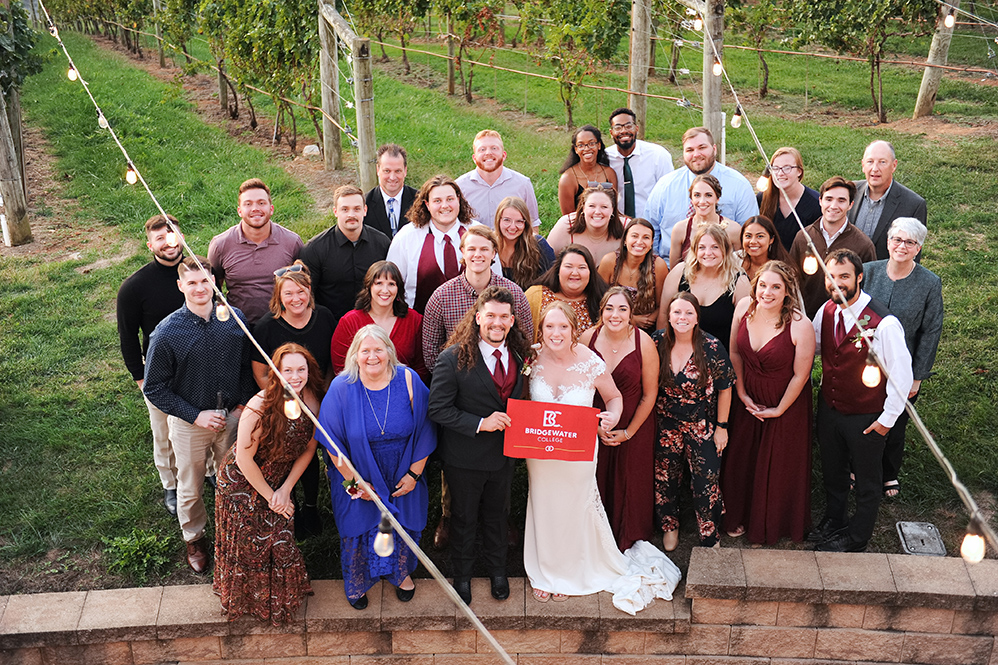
835, 312, 847, 346
492, 348, 506, 384
443, 234, 459, 279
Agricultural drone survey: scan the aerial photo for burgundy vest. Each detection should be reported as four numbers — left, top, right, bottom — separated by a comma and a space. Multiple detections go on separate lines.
413, 226, 465, 314
820, 299, 890, 415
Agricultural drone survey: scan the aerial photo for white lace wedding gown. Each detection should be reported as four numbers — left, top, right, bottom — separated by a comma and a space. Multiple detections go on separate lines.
523, 351, 682, 615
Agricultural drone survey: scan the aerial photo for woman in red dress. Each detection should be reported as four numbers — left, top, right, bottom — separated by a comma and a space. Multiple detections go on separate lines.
579, 287, 658, 550
723, 260, 815, 544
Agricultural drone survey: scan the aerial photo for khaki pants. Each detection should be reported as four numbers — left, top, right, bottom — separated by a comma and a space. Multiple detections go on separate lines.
168, 412, 238, 543
143, 395, 177, 490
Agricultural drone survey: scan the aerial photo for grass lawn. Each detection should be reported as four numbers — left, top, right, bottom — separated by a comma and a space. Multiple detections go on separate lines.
1, 24, 996, 592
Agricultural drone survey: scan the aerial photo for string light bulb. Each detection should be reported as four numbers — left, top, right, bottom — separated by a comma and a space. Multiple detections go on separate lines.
802, 253, 819, 275
861, 355, 882, 388
165, 231, 178, 247
961, 522, 986, 563
944, 12, 956, 28
731, 106, 743, 129
756, 173, 770, 192
215, 303, 231, 322
373, 514, 395, 557
125, 165, 138, 185
712, 59, 723, 77
98, 112, 109, 130
693, 17, 703, 31
67, 67, 78, 81
283, 390, 302, 420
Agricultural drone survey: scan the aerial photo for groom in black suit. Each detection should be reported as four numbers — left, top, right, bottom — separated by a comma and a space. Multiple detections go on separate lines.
428, 286, 532, 604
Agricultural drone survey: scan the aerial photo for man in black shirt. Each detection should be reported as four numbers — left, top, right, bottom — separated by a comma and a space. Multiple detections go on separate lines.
299, 185, 391, 324
116, 215, 185, 516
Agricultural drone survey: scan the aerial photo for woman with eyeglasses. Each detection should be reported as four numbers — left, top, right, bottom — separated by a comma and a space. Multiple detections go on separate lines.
757, 147, 821, 251
861, 217, 942, 499
558, 125, 619, 216
494, 196, 556, 290
252, 260, 336, 538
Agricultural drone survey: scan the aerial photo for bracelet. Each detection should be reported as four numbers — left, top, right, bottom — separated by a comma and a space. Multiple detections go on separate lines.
716, 421, 729, 430
406, 469, 421, 482
623, 429, 632, 440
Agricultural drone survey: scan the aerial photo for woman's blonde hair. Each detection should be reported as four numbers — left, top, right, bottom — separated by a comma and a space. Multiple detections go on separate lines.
684, 223, 742, 292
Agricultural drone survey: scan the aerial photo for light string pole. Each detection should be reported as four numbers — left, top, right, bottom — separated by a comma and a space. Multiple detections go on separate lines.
38, 6, 517, 660
695, 11, 997, 559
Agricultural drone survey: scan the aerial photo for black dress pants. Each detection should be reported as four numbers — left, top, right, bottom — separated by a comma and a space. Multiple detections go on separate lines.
444, 461, 514, 580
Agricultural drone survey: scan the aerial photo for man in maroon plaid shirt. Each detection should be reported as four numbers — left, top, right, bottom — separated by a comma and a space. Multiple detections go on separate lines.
422, 226, 532, 374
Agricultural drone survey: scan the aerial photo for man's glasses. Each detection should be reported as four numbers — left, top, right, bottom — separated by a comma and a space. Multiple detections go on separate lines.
611, 122, 637, 132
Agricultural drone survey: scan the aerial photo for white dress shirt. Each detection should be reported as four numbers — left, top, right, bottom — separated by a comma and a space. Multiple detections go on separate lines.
386, 222, 500, 307
606, 139, 674, 219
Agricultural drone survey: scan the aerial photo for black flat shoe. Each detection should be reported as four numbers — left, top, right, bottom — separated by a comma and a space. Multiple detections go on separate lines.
350, 594, 368, 610
807, 516, 846, 543
164, 488, 178, 516
396, 585, 415, 602
490, 574, 510, 601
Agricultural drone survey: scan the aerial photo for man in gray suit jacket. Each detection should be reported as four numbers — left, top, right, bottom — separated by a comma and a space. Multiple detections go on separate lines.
848, 140, 927, 260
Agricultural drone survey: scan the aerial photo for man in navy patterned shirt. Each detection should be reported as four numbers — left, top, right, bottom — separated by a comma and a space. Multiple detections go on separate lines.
144, 256, 256, 573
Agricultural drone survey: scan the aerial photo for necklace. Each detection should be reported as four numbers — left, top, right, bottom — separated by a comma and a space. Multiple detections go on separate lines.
605, 328, 632, 353
363, 380, 391, 435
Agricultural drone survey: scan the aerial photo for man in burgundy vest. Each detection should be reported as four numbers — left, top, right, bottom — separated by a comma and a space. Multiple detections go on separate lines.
428, 287, 531, 605
810, 249, 912, 552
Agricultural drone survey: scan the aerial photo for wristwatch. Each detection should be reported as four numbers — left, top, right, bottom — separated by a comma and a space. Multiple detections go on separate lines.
406, 469, 421, 482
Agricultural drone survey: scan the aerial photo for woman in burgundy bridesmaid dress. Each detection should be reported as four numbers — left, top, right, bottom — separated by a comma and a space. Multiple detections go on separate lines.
723, 261, 815, 545
579, 287, 658, 550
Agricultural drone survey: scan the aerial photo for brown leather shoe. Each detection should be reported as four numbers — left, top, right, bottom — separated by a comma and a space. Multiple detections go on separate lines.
186, 538, 211, 574
433, 516, 450, 549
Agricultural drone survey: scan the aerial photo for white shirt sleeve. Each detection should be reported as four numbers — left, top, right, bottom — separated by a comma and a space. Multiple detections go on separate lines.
873, 316, 913, 429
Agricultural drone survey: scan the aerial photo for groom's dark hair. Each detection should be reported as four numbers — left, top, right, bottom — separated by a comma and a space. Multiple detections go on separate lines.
446, 286, 534, 371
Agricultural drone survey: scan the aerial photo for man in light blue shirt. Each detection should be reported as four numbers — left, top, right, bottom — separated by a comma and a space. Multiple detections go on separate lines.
645, 127, 759, 260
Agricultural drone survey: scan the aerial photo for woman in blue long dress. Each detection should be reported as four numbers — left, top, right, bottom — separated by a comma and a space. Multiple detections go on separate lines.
319, 324, 436, 609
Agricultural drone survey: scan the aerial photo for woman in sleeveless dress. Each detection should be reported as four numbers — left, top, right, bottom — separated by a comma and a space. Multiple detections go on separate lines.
214, 343, 321, 625
597, 218, 668, 331
723, 262, 816, 544
658, 224, 749, 351
579, 288, 658, 550
557, 125, 618, 215
524, 301, 681, 613
546, 187, 626, 265
668, 174, 741, 269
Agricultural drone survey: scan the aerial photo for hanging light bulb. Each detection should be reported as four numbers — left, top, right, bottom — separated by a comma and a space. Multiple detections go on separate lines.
693, 17, 703, 31
98, 112, 109, 130
165, 230, 178, 247
961, 522, 986, 563
712, 59, 723, 77
731, 106, 743, 128
756, 174, 770, 192
944, 12, 956, 28
284, 389, 302, 420
802, 253, 819, 275
125, 165, 138, 185
67, 67, 79, 81
862, 355, 882, 388
373, 513, 395, 557
215, 302, 231, 321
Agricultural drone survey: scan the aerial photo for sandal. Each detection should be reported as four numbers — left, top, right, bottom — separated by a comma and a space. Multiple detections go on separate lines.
552, 593, 569, 602
532, 588, 550, 603
726, 526, 746, 538
663, 529, 679, 552
883, 480, 900, 498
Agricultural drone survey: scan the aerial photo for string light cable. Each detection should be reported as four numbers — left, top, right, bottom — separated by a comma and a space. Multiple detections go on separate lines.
697, 12, 997, 558
97, 17, 360, 143
39, 5, 517, 660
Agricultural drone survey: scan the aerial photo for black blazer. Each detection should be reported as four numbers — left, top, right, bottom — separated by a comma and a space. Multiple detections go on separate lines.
427, 344, 525, 472
365, 185, 417, 238
847, 180, 926, 260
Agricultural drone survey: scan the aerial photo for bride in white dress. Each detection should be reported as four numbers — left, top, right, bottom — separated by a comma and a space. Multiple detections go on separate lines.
524, 301, 682, 614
